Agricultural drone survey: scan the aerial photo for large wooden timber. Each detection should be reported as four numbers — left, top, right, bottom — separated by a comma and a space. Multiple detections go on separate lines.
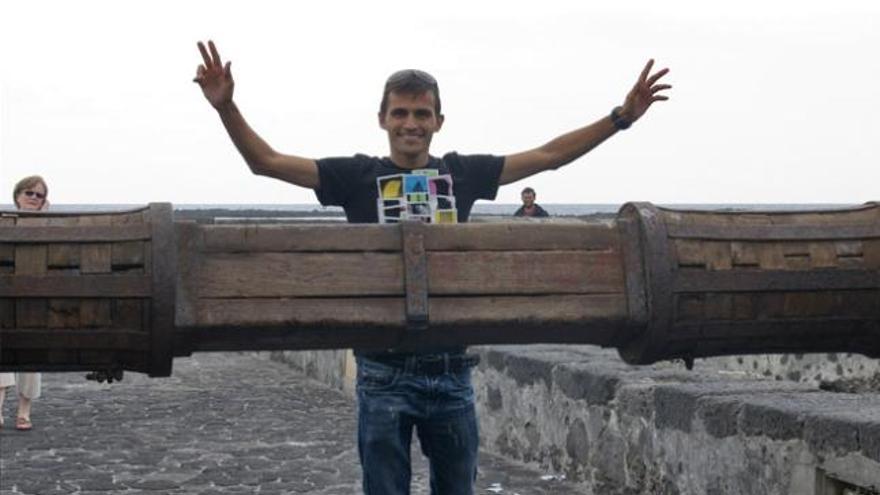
617, 202, 880, 364
173, 220, 630, 356
0, 204, 175, 376
1, 201, 878, 376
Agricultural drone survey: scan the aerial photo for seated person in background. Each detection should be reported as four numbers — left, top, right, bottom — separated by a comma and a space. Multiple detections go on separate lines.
0, 175, 48, 431
513, 187, 549, 217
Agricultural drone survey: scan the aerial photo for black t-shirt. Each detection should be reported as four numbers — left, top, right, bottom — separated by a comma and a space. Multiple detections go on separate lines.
315, 152, 504, 223
513, 204, 550, 217
314, 152, 505, 358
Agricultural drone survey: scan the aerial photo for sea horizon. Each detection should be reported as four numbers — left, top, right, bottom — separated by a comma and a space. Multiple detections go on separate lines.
1, 202, 862, 217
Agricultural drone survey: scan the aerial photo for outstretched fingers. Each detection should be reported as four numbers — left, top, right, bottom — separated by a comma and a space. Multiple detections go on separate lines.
197, 41, 212, 68
639, 59, 654, 84
646, 67, 670, 87
208, 40, 223, 67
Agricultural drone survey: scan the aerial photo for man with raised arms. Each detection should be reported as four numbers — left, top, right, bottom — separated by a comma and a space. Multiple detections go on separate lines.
193, 39, 670, 495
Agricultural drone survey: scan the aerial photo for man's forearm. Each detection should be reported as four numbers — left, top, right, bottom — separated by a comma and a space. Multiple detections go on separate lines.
538, 115, 618, 169
215, 101, 278, 174
500, 115, 619, 185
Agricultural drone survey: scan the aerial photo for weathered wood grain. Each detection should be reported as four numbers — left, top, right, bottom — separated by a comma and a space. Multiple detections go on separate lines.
187, 294, 627, 328
199, 222, 620, 253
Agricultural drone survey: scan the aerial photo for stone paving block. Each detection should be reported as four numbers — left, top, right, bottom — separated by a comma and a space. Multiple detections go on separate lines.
697, 395, 744, 438
739, 398, 806, 441
617, 382, 655, 419
553, 362, 623, 405
0, 352, 593, 495
654, 384, 699, 432
860, 421, 880, 463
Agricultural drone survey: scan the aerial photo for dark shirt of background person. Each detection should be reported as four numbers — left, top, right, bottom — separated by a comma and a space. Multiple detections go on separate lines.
513, 187, 549, 217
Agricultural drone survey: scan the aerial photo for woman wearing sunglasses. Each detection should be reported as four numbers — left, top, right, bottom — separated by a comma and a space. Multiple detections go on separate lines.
0, 175, 49, 431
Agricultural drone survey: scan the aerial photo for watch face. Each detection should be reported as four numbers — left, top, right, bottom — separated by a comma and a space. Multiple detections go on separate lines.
612, 108, 630, 130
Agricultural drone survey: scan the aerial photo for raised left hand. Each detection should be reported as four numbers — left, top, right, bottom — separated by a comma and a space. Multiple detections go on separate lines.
620, 59, 671, 123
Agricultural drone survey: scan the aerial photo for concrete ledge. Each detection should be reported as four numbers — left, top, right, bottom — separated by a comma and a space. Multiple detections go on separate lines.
472, 345, 880, 494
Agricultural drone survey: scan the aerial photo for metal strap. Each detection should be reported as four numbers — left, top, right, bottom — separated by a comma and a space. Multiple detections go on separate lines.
401, 221, 429, 331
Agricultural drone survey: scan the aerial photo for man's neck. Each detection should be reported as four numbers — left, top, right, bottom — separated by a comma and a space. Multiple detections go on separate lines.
389, 151, 431, 170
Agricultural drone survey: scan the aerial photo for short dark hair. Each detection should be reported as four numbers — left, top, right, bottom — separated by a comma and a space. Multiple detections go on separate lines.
521, 187, 536, 195
380, 69, 441, 116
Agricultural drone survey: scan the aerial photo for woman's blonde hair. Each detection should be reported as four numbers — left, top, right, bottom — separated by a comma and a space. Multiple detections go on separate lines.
13, 175, 49, 208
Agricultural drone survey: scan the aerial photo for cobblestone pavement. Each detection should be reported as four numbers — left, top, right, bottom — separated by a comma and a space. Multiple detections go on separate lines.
0, 353, 589, 494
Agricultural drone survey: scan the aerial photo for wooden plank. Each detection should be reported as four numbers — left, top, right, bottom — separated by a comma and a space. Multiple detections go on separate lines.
704, 293, 733, 320
0, 298, 15, 328
665, 223, 880, 241
111, 241, 144, 270
111, 212, 147, 271
833, 290, 880, 318
0, 275, 151, 297
0, 244, 13, 265
195, 252, 404, 297
192, 297, 405, 327
202, 224, 400, 252
47, 244, 80, 269
48, 299, 80, 328
149, 202, 177, 377
14, 245, 48, 276
675, 294, 704, 321
80, 244, 113, 273
756, 243, 786, 270
198, 222, 620, 253
674, 270, 880, 293
113, 299, 144, 331
732, 294, 756, 320
865, 240, 880, 269
730, 242, 759, 267
80, 299, 112, 328
703, 242, 732, 270
4, 205, 150, 218
429, 293, 627, 325
174, 221, 201, 327
674, 239, 705, 267
15, 299, 48, 328
428, 251, 624, 295
401, 221, 428, 330
617, 214, 649, 325
808, 242, 838, 268
42, 217, 80, 271
79, 216, 112, 274
423, 223, 620, 251
835, 241, 863, 257
0, 225, 150, 243
0, 218, 13, 279
188, 294, 627, 328
675, 319, 880, 341
13, 216, 49, 329
1, 330, 150, 350
76, 186, 114, 330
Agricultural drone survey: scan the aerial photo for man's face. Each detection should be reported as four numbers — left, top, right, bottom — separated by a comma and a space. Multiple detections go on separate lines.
521, 191, 536, 207
379, 90, 444, 161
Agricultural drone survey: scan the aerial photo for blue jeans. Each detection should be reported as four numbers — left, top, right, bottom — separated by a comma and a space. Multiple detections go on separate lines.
356, 354, 479, 495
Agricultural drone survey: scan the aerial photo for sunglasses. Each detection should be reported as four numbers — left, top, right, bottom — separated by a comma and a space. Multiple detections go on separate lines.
386, 69, 437, 86
23, 190, 46, 200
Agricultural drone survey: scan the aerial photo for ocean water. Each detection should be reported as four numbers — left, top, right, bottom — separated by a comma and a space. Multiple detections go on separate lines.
14, 203, 859, 216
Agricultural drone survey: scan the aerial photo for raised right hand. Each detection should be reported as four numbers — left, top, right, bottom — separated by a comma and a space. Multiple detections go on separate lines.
194, 40, 234, 110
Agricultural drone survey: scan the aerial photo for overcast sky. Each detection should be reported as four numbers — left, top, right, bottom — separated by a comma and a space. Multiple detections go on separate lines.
1, 0, 878, 206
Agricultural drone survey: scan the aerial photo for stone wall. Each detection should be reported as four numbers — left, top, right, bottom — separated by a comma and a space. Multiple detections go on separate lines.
267, 346, 880, 494
473, 345, 880, 494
